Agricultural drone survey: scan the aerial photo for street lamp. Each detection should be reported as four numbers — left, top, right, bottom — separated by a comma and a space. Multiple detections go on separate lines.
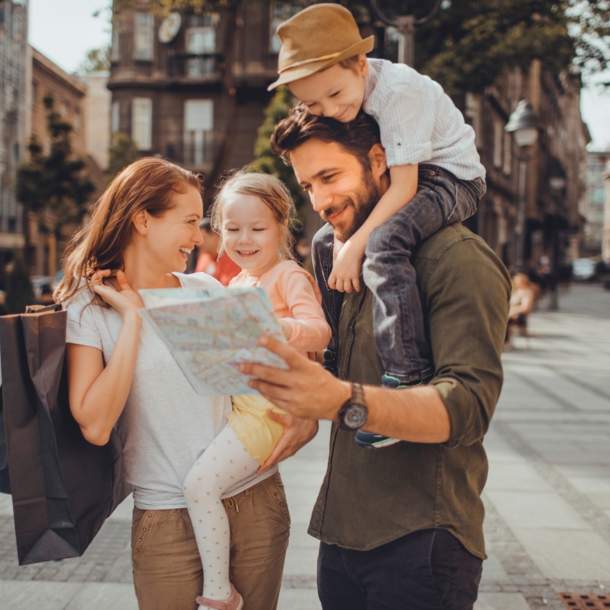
369, 0, 443, 66
505, 100, 540, 271
548, 159, 567, 311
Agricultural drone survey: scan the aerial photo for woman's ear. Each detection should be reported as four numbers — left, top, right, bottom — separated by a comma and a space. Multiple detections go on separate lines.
369, 143, 388, 179
132, 210, 149, 236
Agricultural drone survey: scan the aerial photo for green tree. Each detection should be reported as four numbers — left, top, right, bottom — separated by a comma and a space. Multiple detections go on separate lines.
5, 256, 35, 314
369, 0, 609, 94
250, 87, 306, 214
16, 95, 95, 275
107, 132, 140, 181
79, 46, 111, 73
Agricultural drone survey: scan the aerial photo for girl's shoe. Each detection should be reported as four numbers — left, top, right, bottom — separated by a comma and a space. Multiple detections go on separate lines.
196, 584, 244, 610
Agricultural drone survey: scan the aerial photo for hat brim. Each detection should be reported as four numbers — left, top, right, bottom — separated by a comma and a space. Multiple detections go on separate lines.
268, 35, 375, 91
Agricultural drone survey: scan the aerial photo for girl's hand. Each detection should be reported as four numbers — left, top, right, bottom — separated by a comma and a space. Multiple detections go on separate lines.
328, 238, 365, 293
92, 270, 144, 319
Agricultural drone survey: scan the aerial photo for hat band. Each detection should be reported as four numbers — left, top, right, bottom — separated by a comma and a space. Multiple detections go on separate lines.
278, 51, 341, 74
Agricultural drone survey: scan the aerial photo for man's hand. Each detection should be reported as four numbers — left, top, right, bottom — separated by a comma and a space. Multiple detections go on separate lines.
258, 410, 318, 472
239, 337, 351, 421
328, 238, 365, 293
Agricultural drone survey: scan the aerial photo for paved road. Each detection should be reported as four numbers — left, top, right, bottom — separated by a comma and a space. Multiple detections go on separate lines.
1, 283, 609, 609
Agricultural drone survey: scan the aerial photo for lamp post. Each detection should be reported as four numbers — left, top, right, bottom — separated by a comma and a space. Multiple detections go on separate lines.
369, 0, 443, 66
548, 159, 567, 311
505, 100, 540, 271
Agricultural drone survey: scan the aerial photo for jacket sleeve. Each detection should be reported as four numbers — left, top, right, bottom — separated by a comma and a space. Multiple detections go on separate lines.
424, 237, 511, 447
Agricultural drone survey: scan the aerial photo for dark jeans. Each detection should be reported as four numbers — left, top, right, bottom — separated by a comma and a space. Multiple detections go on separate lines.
363, 165, 486, 383
317, 529, 483, 610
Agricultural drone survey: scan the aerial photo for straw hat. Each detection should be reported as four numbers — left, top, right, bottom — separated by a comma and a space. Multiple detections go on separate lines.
268, 4, 375, 91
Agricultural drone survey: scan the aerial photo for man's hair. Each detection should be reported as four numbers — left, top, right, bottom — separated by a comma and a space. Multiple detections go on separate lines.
271, 105, 381, 168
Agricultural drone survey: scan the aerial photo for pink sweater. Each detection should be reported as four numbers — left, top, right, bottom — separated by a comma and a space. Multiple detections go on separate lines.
230, 260, 331, 355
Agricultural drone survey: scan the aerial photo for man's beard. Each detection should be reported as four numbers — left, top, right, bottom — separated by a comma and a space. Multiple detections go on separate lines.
321, 167, 380, 243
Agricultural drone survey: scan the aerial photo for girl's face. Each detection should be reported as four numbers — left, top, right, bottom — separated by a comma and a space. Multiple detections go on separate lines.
221, 192, 283, 278
144, 185, 204, 274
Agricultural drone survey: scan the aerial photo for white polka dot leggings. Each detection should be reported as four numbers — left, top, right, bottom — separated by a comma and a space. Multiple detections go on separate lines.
183, 424, 259, 609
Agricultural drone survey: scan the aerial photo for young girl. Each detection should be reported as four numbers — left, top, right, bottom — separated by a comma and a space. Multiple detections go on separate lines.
56, 159, 296, 610
183, 171, 331, 610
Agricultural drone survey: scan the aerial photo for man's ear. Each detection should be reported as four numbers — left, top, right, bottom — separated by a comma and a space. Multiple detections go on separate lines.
132, 210, 149, 236
369, 143, 388, 179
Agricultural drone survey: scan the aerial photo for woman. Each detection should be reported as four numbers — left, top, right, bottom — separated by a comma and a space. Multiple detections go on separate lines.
55, 158, 310, 610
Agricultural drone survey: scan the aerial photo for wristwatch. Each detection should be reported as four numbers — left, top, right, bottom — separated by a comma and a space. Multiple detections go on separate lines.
337, 383, 368, 430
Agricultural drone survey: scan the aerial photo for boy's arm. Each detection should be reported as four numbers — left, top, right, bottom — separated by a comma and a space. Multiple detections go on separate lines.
329, 164, 418, 293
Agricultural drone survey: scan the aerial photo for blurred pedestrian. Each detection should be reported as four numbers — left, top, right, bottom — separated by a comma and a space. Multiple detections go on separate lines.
505, 273, 537, 349
195, 217, 240, 286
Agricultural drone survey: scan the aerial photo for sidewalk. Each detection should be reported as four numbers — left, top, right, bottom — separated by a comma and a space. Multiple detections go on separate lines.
1, 283, 609, 609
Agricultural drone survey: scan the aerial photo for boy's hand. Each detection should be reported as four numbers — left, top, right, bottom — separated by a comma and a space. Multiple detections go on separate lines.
328, 238, 365, 293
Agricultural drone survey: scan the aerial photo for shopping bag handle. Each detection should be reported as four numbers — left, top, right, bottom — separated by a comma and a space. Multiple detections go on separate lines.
25, 304, 63, 315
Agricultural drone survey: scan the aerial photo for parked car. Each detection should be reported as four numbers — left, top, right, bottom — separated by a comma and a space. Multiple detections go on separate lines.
571, 258, 597, 282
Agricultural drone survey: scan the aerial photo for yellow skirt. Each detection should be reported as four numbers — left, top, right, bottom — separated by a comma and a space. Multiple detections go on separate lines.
227, 394, 287, 465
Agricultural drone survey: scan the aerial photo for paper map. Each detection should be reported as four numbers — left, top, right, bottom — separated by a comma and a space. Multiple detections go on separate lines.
138, 287, 287, 396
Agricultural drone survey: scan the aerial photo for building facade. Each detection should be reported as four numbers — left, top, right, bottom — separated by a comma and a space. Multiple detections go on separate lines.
603, 161, 610, 263
0, 0, 28, 287
582, 151, 609, 257
28, 47, 89, 278
462, 61, 588, 274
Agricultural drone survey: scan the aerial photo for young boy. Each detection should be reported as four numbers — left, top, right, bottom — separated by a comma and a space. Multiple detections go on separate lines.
269, 4, 486, 448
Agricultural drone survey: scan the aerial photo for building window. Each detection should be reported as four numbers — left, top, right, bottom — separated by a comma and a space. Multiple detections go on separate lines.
493, 117, 503, 169
74, 108, 82, 132
112, 101, 121, 133
187, 57, 215, 78
134, 13, 154, 61
111, 19, 121, 62
186, 16, 217, 54
503, 131, 512, 175
269, 3, 301, 53
464, 93, 482, 149
132, 97, 153, 150
184, 100, 213, 165
32, 80, 38, 105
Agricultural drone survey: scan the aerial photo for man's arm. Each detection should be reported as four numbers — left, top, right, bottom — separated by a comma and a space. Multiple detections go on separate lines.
240, 338, 450, 443
241, 234, 510, 445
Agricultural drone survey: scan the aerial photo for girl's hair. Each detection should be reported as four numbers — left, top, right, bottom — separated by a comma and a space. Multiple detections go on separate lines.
210, 169, 296, 261
55, 157, 202, 304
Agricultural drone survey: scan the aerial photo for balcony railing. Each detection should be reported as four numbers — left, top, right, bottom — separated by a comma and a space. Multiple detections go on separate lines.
166, 53, 223, 81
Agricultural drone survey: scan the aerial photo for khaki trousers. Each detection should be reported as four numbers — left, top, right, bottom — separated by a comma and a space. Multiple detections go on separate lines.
131, 471, 290, 610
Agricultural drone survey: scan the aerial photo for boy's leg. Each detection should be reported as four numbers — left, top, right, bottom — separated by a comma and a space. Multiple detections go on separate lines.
183, 424, 259, 607
363, 167, 484, 384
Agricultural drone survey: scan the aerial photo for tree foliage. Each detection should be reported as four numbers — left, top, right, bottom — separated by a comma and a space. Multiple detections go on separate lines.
79, 46, 111, 73
16, 95, 95, 237
371, 0, 609, 94
249, 87, 306, 215
107, 132, 140, 181
112, 0, 231, 16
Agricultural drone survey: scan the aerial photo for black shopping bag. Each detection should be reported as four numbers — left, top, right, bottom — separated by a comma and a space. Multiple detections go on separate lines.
0, 303, 131, 565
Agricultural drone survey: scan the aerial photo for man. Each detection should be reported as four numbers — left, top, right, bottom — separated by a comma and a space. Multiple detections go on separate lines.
195, 217, 240, 285
240, 109, 511, 609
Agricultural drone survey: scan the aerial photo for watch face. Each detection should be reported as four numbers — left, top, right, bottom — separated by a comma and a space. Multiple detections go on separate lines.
345, 403, 368, 429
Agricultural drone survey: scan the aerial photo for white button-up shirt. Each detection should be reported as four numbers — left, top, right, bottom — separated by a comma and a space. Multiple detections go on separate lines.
363, 58, 486, 181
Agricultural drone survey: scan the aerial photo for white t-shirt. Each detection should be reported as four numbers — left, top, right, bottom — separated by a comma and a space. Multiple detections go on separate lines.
363, 58, 486, 181
65, 272, 276, 510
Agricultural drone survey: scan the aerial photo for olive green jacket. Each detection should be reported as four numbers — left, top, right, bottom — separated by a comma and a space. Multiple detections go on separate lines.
308, 224, 511, 559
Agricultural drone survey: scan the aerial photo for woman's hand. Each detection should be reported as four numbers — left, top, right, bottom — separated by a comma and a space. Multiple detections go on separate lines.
92, 270, 144, 319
